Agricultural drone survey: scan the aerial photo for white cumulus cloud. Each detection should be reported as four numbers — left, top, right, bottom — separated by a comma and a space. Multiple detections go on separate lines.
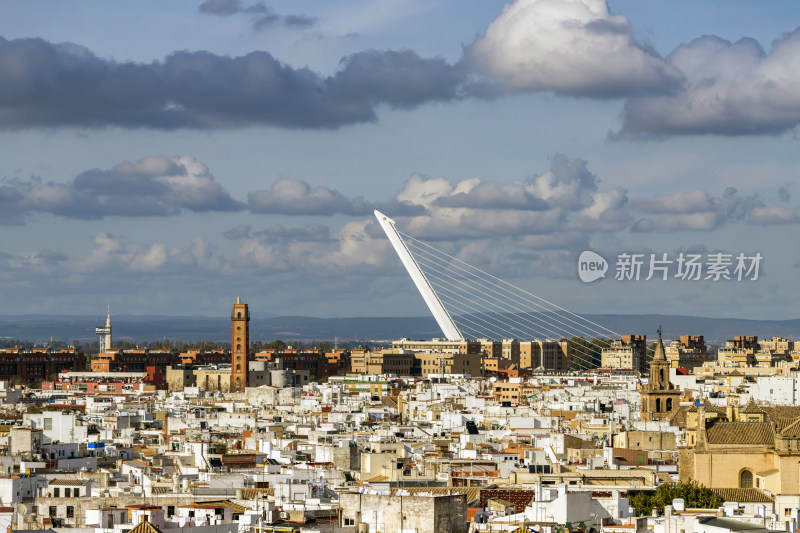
618, 29, 800, 137
467, 0, 680, 97
247, 179, 371, 216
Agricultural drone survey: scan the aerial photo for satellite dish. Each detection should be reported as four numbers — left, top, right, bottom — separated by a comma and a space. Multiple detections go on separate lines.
17, 503, 28, 515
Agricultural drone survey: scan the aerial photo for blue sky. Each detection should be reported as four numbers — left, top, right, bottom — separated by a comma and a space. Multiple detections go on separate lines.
1, 0, 800, 321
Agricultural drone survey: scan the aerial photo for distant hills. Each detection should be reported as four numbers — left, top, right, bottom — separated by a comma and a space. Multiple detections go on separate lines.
2, 313, 800, 345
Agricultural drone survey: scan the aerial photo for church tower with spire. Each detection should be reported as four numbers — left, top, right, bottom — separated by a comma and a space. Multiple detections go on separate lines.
640, 327, 682, 420
230, 297, 250, 392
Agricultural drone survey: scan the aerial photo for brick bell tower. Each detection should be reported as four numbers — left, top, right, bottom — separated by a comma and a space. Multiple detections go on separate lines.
231, 297, 250, 392
640, 326, 681, 420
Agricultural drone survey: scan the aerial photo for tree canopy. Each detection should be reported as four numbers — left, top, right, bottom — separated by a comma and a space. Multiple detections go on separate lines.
629, 480, 723, 516
567, 336, 609, 371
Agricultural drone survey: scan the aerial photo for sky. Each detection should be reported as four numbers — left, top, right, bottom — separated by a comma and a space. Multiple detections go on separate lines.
2, 0, 800, 323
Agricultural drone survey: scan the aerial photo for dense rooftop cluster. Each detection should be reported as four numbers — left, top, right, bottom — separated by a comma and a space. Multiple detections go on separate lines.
3, 307, 800, 533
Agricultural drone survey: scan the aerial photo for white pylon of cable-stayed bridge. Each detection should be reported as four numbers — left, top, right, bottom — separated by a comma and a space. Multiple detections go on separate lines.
374, 209, 622, 371
374, 210, 462, 340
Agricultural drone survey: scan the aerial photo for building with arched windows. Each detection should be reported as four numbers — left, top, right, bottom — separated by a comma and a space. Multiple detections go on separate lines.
679, 399, 800, 516
230, 297, 249, 392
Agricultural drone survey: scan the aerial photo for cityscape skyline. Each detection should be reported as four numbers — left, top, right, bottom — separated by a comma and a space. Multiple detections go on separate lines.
2, 1, 800, 320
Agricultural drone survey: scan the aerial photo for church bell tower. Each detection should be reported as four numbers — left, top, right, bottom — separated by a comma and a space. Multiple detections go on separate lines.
231, 297, 250, 392
640, 327, 681, 420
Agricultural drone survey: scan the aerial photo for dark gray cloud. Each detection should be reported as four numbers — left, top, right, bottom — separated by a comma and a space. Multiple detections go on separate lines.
0, 156, 240, 225
251, 12, 317, 31
0, 176, 104, 222
199, 0, 242, 15
253, 224, 332, 242
27, 249, 68, 265
519, 232, 590, 252
630, 218, 656, 233
251, 13, 284, 30
1, 155, 427, 226
0, 184, 27, 225
6, 248, 69, 274
717, 187, 762, 222
330, 50, 465, 109
436, 181, 551, 210
3, 5, 800, 138
74, 168, 174, 197
74, 156, 241, 212
282, 15, 317, 29
372, 201, 427, 217
199, 0, 317, 31
533, 155, 599, 210
628, 187, 764, 231
0, 36, 466, 130
247, 179, 371, 216
223, 224, 252, 240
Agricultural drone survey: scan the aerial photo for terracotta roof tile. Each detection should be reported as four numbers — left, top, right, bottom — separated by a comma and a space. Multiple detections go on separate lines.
198, 500, 250, 514
740, 398, 763, 414
129, 519, 163, 533
668, 406, 688, 427
241, 488, 273, 499
710, 487, 774, 503
49, 478, 90, 486
779, 418, 800, 437
706, 422, 774, 446
774, 418, 797, 432
762, 406, 800, 421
